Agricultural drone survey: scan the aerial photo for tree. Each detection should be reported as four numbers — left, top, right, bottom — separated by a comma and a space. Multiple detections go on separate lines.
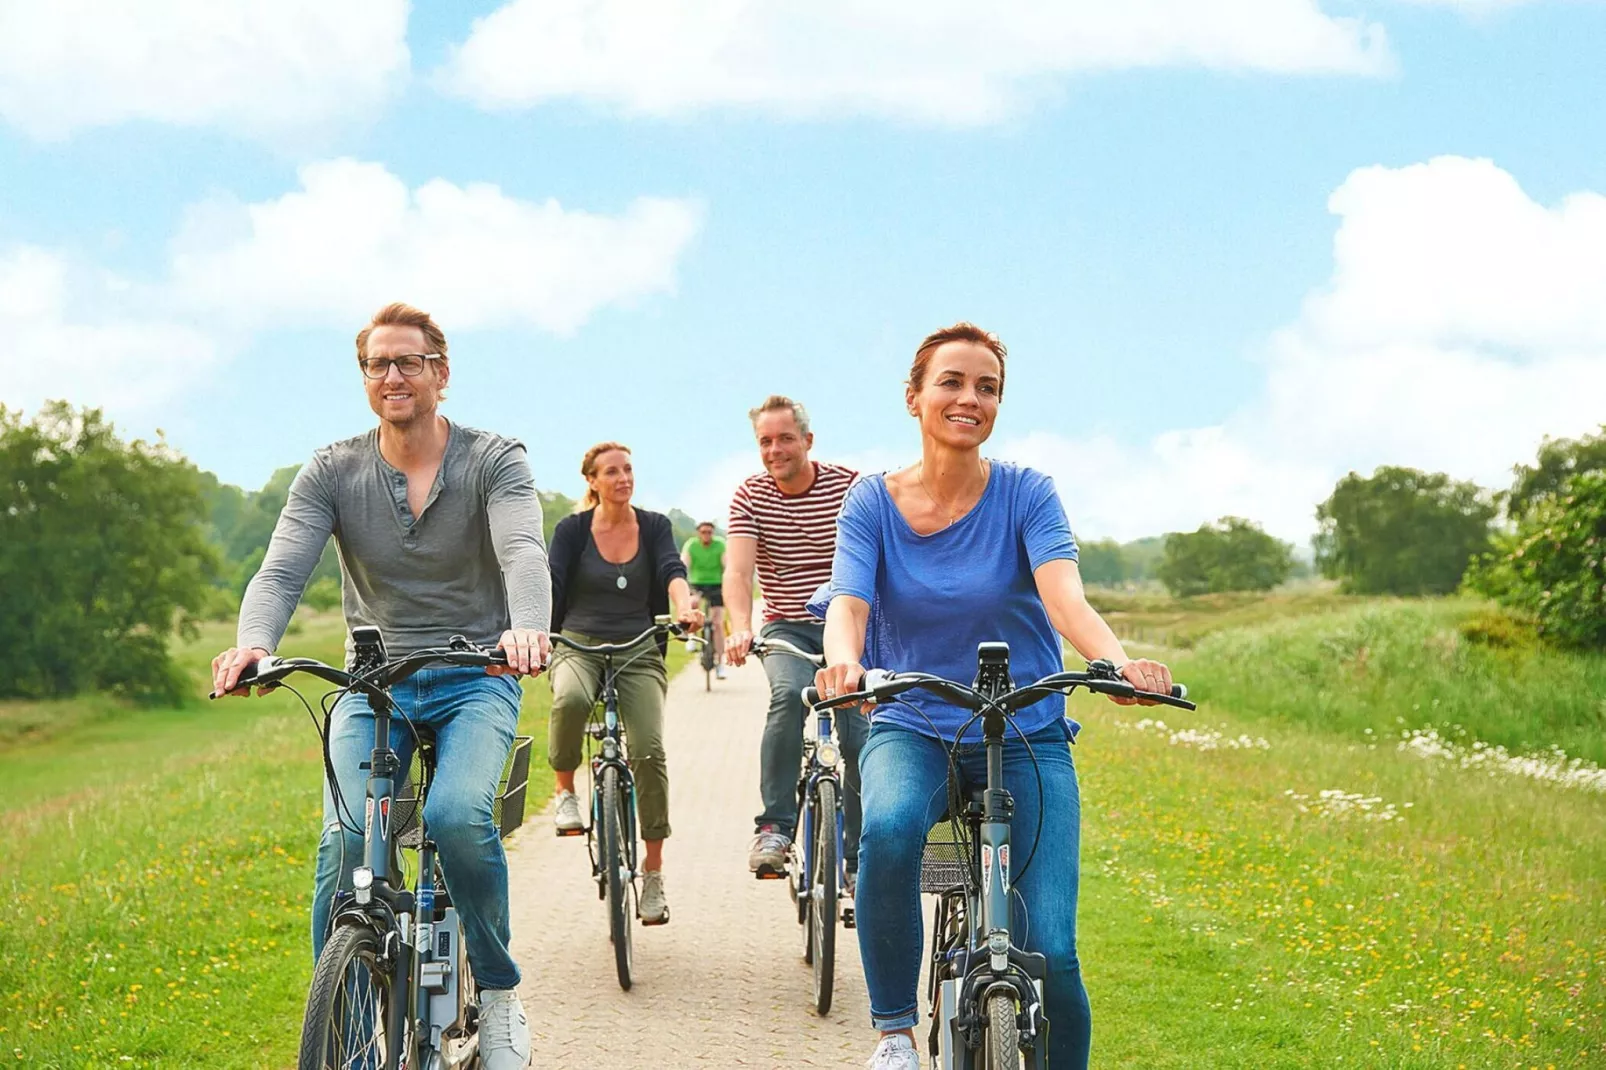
1469, 473, 1606, 651
1120, 536, 1166, 583
0, 403, 217, 700
1158, 517, 1293, 597
1314, 466, 1495, 595
1076, 539, 1128, 586
1508, 425, 1606, 519
539, 489, 577, 546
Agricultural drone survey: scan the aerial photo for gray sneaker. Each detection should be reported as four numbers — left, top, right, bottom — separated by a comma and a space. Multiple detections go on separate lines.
478, 988, 531, 1069
553, 789, 583, 834
748, 824, 791, 878
639, 870, 669, 925
866, 1033, 919, 1069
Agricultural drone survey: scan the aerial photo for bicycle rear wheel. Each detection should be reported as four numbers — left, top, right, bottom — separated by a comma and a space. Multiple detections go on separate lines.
298, 923, 410, 1070
983, 991, 1022, 1069
808, 778, 837, 1015
600, 764, 635, 990
700, 624, 716, 687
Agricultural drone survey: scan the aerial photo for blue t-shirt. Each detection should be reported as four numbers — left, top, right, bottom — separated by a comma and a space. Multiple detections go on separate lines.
810, 462, 1079, 740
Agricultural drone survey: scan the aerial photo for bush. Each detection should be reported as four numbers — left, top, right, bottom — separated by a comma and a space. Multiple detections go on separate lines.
1468, 471, 1606, 650
302, 575, 342, 613
1158, 517, 1293, 597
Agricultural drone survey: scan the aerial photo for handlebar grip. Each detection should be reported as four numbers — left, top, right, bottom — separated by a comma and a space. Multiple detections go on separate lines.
802, 686, 821, 707
1172, 683, 1188, 701
209, 656, 273, 699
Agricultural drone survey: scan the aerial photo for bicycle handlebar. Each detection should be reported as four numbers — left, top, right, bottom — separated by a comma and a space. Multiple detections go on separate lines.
748, 635, 826, 667
801, 660, 1193, 715
208, 637, 509, 700
547, 616, 695, 657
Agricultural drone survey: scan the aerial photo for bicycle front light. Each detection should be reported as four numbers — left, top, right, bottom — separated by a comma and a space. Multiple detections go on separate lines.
353, 866, 374, 904
816, 742, 839, 767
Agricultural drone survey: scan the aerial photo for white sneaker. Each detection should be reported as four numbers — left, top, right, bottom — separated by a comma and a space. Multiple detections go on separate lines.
866, 1032, 920, 1069
553, 789, 583, 833
478, 988, 531, 1070
639, 870, 669, 924
715, 665, 727, 680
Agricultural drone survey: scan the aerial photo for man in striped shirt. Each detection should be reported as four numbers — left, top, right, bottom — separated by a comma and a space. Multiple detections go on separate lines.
725, 395, 867, 881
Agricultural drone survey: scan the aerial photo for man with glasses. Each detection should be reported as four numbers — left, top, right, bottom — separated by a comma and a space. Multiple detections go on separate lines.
210, 301, 548, 1070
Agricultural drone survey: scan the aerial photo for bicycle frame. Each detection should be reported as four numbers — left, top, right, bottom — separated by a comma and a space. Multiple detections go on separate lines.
930, 646, 1048, 1070
220, 628, 506, 1070
584, 648, 640, 890
795, 701, 850, 925
806, 648, 1193, 1070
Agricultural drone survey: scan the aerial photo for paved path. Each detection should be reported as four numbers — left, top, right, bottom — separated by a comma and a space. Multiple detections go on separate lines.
505, 658, 875, 1067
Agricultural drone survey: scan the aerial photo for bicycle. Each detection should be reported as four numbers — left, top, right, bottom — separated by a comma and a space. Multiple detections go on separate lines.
695, 590, 719, 690
213, 626, 531, 1070
806, 644, 1193, 1068
549, 616, 693, 991
749, 634, 850, 1016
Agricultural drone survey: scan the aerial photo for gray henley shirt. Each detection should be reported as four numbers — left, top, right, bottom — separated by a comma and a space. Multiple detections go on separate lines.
237, 422, 552, 665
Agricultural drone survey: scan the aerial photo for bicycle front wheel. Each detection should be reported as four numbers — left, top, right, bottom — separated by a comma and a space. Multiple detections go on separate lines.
983, 991, 1022, 1070
808, 778, 837, 1016
298, 923, 410, 1070
600, 764, 635, 990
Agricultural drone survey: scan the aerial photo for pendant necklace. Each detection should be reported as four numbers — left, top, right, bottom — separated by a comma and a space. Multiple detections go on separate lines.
918, 461, 987, 528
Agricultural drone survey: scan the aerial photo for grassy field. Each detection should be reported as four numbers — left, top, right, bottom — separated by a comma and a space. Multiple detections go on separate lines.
1079, 593, 1604, 1067
2, 594, 1601, 1067
0, 613, 681, 1068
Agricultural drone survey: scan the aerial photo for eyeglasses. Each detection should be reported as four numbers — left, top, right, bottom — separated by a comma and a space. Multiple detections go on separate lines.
358, 353, 443, 379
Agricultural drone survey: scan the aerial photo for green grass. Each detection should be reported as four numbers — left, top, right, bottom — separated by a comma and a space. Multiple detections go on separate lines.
1074, 692, 1604, 1068
0, 615, 683, 1068
3, 596, 1601, 1067
1089, 584, 1365, 648
1164, 597, 1606, 766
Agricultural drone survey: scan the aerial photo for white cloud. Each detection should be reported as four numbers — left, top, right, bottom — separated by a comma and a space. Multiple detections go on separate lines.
168, 159, 703, 334
1396, 0, 1537, 10
1002, 156, 1606, 543
0, 0, 408, 140
440, 0, 1391, 124
0, 246, 216, 419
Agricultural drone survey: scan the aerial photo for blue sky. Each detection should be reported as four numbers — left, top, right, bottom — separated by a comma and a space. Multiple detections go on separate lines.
3, 1, 1604, 542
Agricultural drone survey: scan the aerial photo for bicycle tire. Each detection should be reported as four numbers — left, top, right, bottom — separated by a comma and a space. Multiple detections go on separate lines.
809, 778, 837, 1015
600, 764, 634, 991
983, 991, 1022, 1070
297, 923, 409, 1070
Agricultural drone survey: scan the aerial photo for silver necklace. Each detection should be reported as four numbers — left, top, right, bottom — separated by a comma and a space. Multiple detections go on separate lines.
917, 461, 987, 527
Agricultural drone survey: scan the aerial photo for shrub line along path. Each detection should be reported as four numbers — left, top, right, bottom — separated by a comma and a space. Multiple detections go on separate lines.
504, 658, 873, 1066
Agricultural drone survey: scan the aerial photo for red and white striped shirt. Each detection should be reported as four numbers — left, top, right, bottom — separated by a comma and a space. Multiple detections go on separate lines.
728, 461, 858, 623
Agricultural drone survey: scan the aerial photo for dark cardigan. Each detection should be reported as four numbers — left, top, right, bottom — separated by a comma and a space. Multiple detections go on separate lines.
548, 507, 687, 654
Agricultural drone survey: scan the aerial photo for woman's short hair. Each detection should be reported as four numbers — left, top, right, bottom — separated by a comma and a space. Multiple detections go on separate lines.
579, 441, 631, 510
909, 322, 1007, 400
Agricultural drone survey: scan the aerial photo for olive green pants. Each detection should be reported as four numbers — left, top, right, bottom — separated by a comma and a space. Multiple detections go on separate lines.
547, 630, 671, 840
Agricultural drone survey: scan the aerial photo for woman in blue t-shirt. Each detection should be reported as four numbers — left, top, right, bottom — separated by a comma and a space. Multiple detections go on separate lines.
813, 323, 1173, 1070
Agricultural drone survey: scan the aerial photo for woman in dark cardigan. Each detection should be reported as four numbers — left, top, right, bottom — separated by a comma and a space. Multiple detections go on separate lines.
546, 441, 702, 925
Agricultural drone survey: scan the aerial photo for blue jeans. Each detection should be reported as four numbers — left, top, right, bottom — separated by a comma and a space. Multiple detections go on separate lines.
313, 666, 524, 990
856, 720, 1092, 1068
756, 620, 867, 868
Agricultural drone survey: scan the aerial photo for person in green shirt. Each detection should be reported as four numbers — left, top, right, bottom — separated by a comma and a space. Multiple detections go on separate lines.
681, 521, 728, 678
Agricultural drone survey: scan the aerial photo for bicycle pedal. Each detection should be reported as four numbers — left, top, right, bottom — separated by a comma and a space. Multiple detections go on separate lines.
640, 913, 670, 927
754, 869, 786, 880
842, 908, 856, 929
554, 827, 586, 838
